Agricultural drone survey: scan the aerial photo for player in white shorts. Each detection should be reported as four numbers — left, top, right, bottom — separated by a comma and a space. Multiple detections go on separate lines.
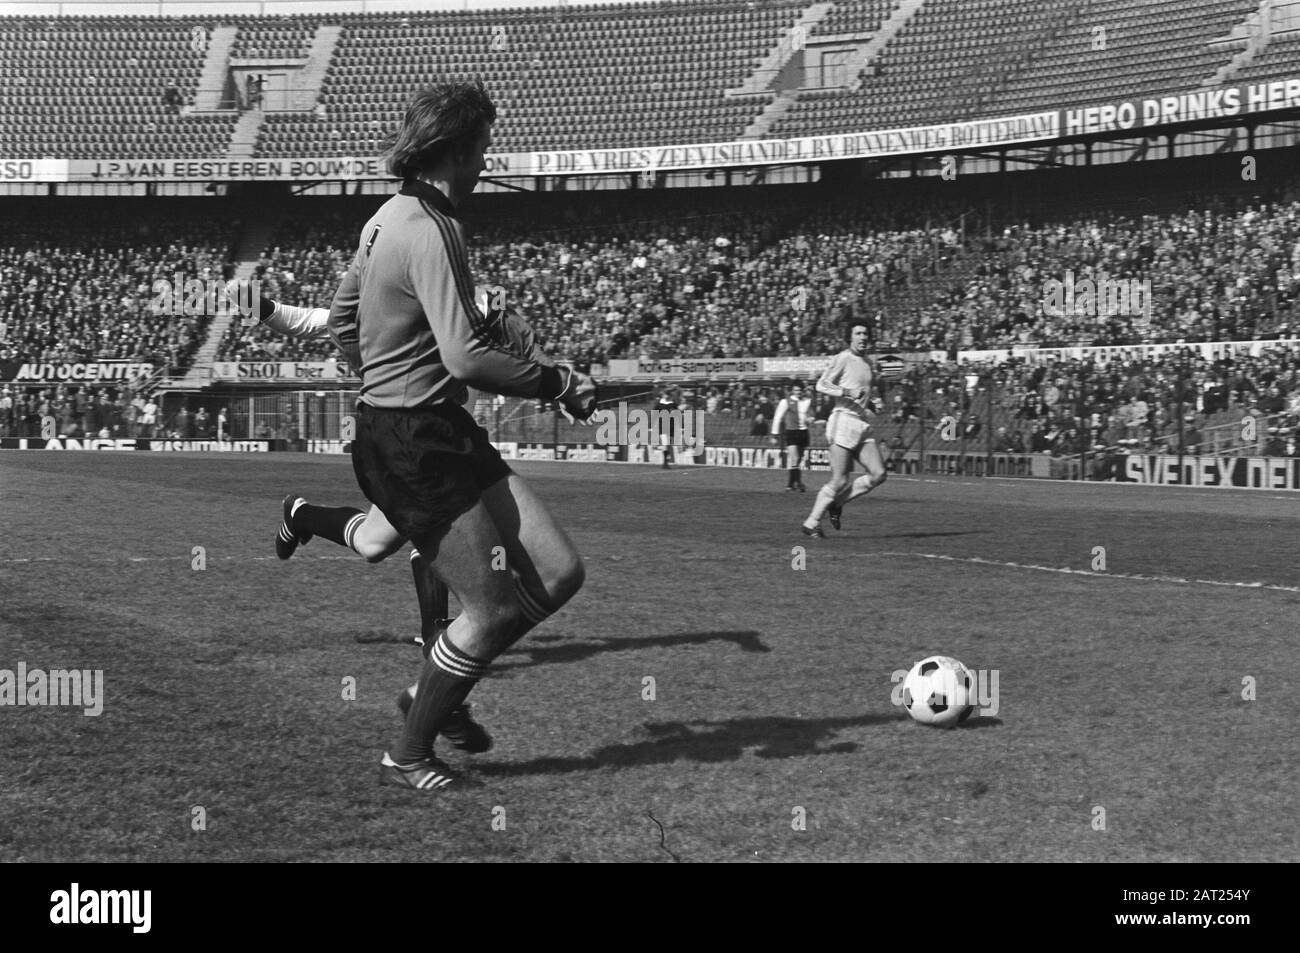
801, 323, 888, 537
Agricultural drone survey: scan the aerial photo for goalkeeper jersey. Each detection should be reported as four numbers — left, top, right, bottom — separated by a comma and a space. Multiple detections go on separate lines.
327, 178, 562, 409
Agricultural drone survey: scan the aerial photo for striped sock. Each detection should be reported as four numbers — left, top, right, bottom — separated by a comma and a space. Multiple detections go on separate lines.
410, 550, 450, 646
293, 504, 366, 552
392, 631, 490, 764
513, 577, 554, 631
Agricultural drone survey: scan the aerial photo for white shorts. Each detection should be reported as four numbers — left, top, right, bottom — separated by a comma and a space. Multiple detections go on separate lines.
826, 410, 872, 451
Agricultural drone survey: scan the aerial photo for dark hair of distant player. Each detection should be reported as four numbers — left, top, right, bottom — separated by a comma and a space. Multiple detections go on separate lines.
383, 79, 497, 179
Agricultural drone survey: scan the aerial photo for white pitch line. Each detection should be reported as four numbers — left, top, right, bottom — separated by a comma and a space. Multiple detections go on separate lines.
860, 551, 1300, 594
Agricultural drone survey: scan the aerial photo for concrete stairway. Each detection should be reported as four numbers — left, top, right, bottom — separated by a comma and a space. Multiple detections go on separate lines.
289, 24, 344, 112
742, 90, 800, 139
847, 0, 926, 91
1204, 0, 1274, 85
193, 25, 239, 111
726, 3, 835, 97
226, 108, 264, 159
168, 219, 276, 390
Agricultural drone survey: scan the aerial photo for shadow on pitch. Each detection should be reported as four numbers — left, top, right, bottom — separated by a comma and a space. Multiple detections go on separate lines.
875, 530, 988, 539
489, 630, 771, 672
958, 715, 1003, 729
353, 629, 772, 670
475, 711, 907, 778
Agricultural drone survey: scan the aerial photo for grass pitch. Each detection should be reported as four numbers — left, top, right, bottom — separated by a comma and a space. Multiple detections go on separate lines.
1, 452, 1296, 862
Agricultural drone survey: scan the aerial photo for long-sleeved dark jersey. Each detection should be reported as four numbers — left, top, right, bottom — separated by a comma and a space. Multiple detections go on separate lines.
328, 179, 562, 408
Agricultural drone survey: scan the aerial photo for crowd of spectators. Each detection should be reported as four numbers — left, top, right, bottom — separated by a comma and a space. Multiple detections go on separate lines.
210, 179, 1299, 372
213, 186, 968, 366
890, 196, 1300, 352
0, 204, 235, 371
0, 384, 156, 439
5, 170, 1300, 469
882, 345, 1300, 458
0, 382, 253, 443
573, 344, 1300, 460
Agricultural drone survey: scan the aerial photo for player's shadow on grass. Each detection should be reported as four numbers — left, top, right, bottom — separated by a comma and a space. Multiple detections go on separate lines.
489, 630, 771, 672
476, 711, 906, 778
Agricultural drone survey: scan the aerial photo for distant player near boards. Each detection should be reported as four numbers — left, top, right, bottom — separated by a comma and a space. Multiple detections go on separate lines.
655, 385, 676, 468
800, 324, 887, 538
770, 382, 812, 492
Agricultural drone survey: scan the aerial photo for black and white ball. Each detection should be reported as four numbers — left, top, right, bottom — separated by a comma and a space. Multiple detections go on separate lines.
901, 655, 976, 727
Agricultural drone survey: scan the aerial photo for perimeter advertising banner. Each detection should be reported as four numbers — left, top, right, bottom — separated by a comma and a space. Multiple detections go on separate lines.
0, 438, 276, 451
0, 159, 69, 182
24, 77, 1297, 182
960, 339, 1300, 365
210, 361, 357, 382
0, 360, 156, 383
1119, 454, 1300, 490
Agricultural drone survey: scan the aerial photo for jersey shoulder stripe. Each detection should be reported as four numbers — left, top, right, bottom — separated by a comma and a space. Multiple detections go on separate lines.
418, 199, 484, 333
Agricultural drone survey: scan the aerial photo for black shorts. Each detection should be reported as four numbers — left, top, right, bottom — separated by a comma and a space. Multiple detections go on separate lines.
351, 401, 512, 540
783, 429, 810, 449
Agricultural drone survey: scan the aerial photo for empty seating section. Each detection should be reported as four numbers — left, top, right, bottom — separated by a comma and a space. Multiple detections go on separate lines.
982, 0, 1260, 118
777, 0, 1081, 136
1231, 30, 1300, 85
814, 0, 896, 39
775, 0, 1288, 137
231, 19, 315, 60
0, 17, 236, 158
255, 2, 806, 156
3, 2, 1296, 158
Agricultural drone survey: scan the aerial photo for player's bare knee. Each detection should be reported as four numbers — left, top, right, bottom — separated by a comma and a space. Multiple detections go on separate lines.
551, 552, 585, 605
356, 540, 391, 563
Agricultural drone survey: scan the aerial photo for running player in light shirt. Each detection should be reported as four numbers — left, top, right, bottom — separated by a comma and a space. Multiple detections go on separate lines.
801, 323, 888, 538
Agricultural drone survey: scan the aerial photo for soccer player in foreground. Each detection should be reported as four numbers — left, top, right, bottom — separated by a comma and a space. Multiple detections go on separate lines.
801, 324, 887, 538
328, 80, 596, 791
234, 280, 564, 749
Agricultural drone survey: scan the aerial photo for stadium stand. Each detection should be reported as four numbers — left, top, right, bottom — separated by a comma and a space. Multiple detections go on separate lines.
230, 17, 317, 61
2, 4, 1299, 458
4, 4, 1297, 158
0, 200, 235, 369
0, 16, 237, 158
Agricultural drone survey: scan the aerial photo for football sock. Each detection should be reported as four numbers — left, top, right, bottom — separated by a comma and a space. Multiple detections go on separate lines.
805, 483, 839, 526
410, 550, 450, 645
405, 576, 553, 707
393, 631, 490, 764
508, 576, 556, 642
788, 466, 799, 487
294, 504, 365, 551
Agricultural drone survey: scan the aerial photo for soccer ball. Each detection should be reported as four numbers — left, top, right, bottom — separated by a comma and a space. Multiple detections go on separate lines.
901, 655, 976, 727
